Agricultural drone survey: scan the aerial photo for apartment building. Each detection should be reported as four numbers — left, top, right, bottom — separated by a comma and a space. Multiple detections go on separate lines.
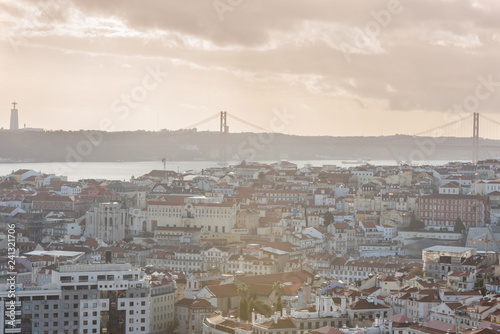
418, 194, 487, 230
0, 263, 150, 334
149, 276, 176, 334
422, 246, 476, 279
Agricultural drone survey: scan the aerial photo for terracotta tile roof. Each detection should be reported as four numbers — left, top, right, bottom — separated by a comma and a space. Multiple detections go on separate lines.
257, 318, 296, 330
175, 298, 214, 308
386, 314, 414, 324
349, 299, 390, 310
237, 270, 314, 286
309, 326, 345, 334
206, 284, 238, 298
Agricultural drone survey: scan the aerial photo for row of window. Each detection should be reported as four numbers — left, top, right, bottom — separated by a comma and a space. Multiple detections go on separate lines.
421, 199, 475, 205
421, 211, 473, 219
34, 320, 77, 327
424, 219, 470, 225
422, 204, 476, 211
150, 207, 231, 214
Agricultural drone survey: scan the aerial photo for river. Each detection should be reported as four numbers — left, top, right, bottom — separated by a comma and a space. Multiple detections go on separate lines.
0, 159, 467, 181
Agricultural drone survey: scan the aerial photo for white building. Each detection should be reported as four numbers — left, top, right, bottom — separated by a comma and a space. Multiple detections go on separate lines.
148, 196, 238, 233
429, 302, 461, 324
54, 183, 83, 196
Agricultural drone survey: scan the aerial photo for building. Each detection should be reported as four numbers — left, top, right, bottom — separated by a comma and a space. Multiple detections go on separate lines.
150, 276, 176, 334
154, 226, 202, 246
201, 246, 231, 272
446, 271, 476, 291
32, 192, 87, 218
84, 202, 128, 243
429, 302, 462, 324
202, 314, 252, 334
422, 246, 476, 279
176, 298, 216, 334
146, 245, 204, 272
0, 263, 150, 334
148, 196, 238, 234
418, 194, 487, 230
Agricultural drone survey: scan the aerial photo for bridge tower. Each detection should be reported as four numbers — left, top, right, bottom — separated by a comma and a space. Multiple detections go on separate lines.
220, 111, 228, 164
473, 112, 479, 164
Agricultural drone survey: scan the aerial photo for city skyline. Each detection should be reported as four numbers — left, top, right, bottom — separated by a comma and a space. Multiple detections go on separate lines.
1, 0, 500, 136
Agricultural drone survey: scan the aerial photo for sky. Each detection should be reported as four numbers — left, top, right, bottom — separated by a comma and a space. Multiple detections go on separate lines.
1, 0, 500, 137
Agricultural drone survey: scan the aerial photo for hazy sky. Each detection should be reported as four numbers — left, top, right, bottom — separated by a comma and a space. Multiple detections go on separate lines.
1, 0, 500, 137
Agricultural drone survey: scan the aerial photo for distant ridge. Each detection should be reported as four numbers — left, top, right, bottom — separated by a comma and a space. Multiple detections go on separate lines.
0, 130, 497, 163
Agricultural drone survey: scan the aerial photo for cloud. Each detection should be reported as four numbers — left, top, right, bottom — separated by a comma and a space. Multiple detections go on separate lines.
1, 0, 500, 136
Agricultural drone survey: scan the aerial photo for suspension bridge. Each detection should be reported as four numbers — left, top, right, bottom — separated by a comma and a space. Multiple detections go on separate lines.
181, 112, 500, 164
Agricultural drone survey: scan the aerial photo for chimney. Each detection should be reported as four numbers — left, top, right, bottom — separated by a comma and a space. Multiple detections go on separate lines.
252, 312, 256, 325
341, 297, 347, 313
274, 312, 278, 324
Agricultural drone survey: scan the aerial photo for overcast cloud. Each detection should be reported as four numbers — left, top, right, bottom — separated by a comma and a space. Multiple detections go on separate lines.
1, 0, 500, 136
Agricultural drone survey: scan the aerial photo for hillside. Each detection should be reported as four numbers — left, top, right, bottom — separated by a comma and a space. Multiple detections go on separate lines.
0, 130, 497, 163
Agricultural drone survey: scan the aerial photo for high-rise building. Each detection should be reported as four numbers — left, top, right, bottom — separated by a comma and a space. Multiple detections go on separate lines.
10, 102, 19, 130
0, 263, 151, 334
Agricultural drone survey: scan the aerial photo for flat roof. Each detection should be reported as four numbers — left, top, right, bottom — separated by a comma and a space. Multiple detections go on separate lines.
25, 250, 84, 257
423, 245, 474, 253
260, 247, 289, 255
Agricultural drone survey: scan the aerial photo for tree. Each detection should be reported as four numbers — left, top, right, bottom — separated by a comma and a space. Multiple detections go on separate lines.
407, 212, 425, 231
272, 281, 285, 314
272, 281, 284, 298
237, 283, 249, 300
454, 217, 466, 234
239, 298, 249, 321
323, 211, 334, 227
251, 299, 272, 317
166, 318, 179, 334
258, 171, 266, 182
276, 296, 283, 314
404, 267, 425, 280
475, 277, 487, 296
247, 298, 255, 321
237, 283, 250, 321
